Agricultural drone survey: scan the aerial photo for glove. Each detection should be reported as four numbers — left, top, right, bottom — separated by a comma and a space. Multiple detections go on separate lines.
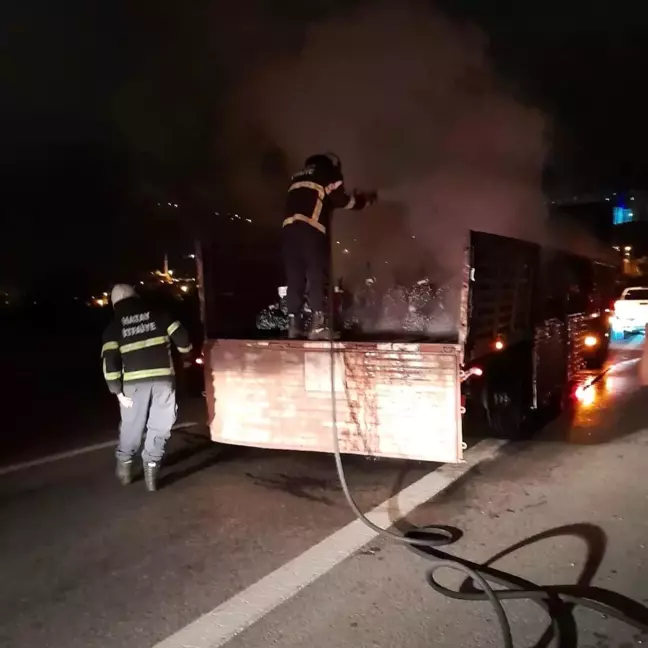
364, 190, 378, 205
117, 393, 134, 409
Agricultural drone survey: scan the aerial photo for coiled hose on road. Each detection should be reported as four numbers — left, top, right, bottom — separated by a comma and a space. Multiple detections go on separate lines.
326, 335, 648, 647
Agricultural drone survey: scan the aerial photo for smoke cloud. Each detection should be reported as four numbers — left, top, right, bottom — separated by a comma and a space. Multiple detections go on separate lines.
219, 1, 550, 290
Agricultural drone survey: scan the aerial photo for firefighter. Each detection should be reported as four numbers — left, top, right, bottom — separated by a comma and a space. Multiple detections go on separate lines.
282, 152, 377, 340
101, 284, 193, 491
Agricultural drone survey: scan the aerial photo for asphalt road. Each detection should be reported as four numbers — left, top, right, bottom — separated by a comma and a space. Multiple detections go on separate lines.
1, 334, 647, 648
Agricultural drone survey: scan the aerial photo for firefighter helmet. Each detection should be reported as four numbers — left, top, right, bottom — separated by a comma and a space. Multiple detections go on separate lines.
304, 152, 342, 172
111, 283, 137, 305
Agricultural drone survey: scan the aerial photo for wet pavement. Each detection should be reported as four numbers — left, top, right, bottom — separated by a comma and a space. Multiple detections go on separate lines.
546, 334, 645, 445
1, 334, 647, 648
0, 424, 435, 648
225, 337, 648, 648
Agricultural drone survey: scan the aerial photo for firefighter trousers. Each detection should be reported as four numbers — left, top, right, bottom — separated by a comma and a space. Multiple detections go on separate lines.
116, 380, 177, 464
282, 222, 329, 315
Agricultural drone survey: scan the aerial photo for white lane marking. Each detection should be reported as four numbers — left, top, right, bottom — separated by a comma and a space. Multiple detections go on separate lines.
0, 422, 201, 478
151, 439, 507, 648
0, 441, 117, 477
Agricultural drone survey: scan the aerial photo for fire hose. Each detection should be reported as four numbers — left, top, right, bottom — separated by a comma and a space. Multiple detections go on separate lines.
326, 325, 648, 646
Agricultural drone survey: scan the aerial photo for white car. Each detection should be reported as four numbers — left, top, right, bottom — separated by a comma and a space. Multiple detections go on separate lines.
611, 287, 648, 337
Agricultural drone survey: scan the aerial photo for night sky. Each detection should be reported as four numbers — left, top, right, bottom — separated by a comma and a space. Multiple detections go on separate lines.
3, 0, 648, 290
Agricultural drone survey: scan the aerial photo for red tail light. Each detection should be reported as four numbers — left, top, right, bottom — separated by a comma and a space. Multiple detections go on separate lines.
461, 366, 483, 382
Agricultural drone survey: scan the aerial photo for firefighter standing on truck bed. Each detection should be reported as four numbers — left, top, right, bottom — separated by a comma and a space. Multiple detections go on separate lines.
101, 284, 193, 492
282, 152, 377, 340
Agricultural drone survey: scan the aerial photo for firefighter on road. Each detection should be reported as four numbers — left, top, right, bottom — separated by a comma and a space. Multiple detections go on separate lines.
101, 284, 193, 491
282, 152, 377, 340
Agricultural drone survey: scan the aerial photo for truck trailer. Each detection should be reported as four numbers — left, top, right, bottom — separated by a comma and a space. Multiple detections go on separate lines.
196, 227, 618, 464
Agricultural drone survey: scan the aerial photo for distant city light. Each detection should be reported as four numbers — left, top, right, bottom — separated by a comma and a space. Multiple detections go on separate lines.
625, 245, 632, 252
187, 254, 196, 259
245, 218, 252, 223
180, 285, 189, 293
173, 204, 178, 208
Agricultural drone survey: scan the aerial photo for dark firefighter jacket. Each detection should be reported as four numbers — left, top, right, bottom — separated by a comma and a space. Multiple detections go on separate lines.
283, 161, 368, 235
101, 297, 193, 394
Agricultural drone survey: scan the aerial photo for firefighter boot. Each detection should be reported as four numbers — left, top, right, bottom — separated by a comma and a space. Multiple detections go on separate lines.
144, 462, 160, 492
307, 311, 338, 340
116, 459, 133, 486
287, 314, 302, 339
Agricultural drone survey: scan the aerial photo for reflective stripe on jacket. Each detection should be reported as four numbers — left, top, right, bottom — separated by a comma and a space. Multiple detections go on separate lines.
283, 163, 366, 235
